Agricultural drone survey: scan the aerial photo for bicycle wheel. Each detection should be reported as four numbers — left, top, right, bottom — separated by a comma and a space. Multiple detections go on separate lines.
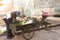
23, 26, 34, 40
45, 24, 51, 31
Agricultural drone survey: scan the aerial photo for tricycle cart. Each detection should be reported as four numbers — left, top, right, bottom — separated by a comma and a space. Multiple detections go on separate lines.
3, 17, 52, 40
10, 20, 35, 40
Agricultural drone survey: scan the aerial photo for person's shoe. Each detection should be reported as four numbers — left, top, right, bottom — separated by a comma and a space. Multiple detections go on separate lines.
7, 35, 14, 39
7, 37, 13, 39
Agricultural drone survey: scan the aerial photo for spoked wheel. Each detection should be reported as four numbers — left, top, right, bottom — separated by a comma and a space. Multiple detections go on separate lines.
23, 26, 34, 40
45, 24, 51, 31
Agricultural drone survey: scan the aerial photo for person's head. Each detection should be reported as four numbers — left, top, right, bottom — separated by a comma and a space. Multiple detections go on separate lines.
11, 11, 20, 18
42, 11, 44, 13
42, 10, 49, 18
13, 11, 20, 16
42, 10, 47, 13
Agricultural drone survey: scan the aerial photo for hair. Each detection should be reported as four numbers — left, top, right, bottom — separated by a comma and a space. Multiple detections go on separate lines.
11, 11, 20, 16
15, 11, 20, 16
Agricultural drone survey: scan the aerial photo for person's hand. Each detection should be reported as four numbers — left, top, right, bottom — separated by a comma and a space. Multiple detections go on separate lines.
3, 18, 8, 23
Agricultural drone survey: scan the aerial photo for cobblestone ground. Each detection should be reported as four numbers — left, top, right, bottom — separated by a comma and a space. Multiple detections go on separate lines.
0, 17, 60, 40
0, 25, 60, 40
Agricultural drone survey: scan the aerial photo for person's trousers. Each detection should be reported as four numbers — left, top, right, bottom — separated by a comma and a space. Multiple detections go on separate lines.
6, 21, 14, 39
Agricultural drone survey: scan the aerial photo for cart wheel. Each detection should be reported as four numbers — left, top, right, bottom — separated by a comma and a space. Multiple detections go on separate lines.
45, 24, 51, 31
23, 26, 34, 40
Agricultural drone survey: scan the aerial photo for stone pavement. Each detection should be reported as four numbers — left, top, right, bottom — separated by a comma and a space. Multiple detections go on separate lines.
0, 16, 60, 40
0, 25, 60, 40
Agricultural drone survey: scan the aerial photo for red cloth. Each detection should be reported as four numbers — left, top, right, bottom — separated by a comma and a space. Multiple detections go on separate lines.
42, 11, 49, 17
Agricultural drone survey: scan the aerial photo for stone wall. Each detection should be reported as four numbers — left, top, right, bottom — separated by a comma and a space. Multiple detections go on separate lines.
0, 0, 60, 16
0, 0, 60, 26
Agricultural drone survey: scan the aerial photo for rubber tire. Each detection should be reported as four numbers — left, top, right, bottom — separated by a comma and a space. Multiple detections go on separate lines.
23, 26, 35, 40
45, 24, 51, 31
